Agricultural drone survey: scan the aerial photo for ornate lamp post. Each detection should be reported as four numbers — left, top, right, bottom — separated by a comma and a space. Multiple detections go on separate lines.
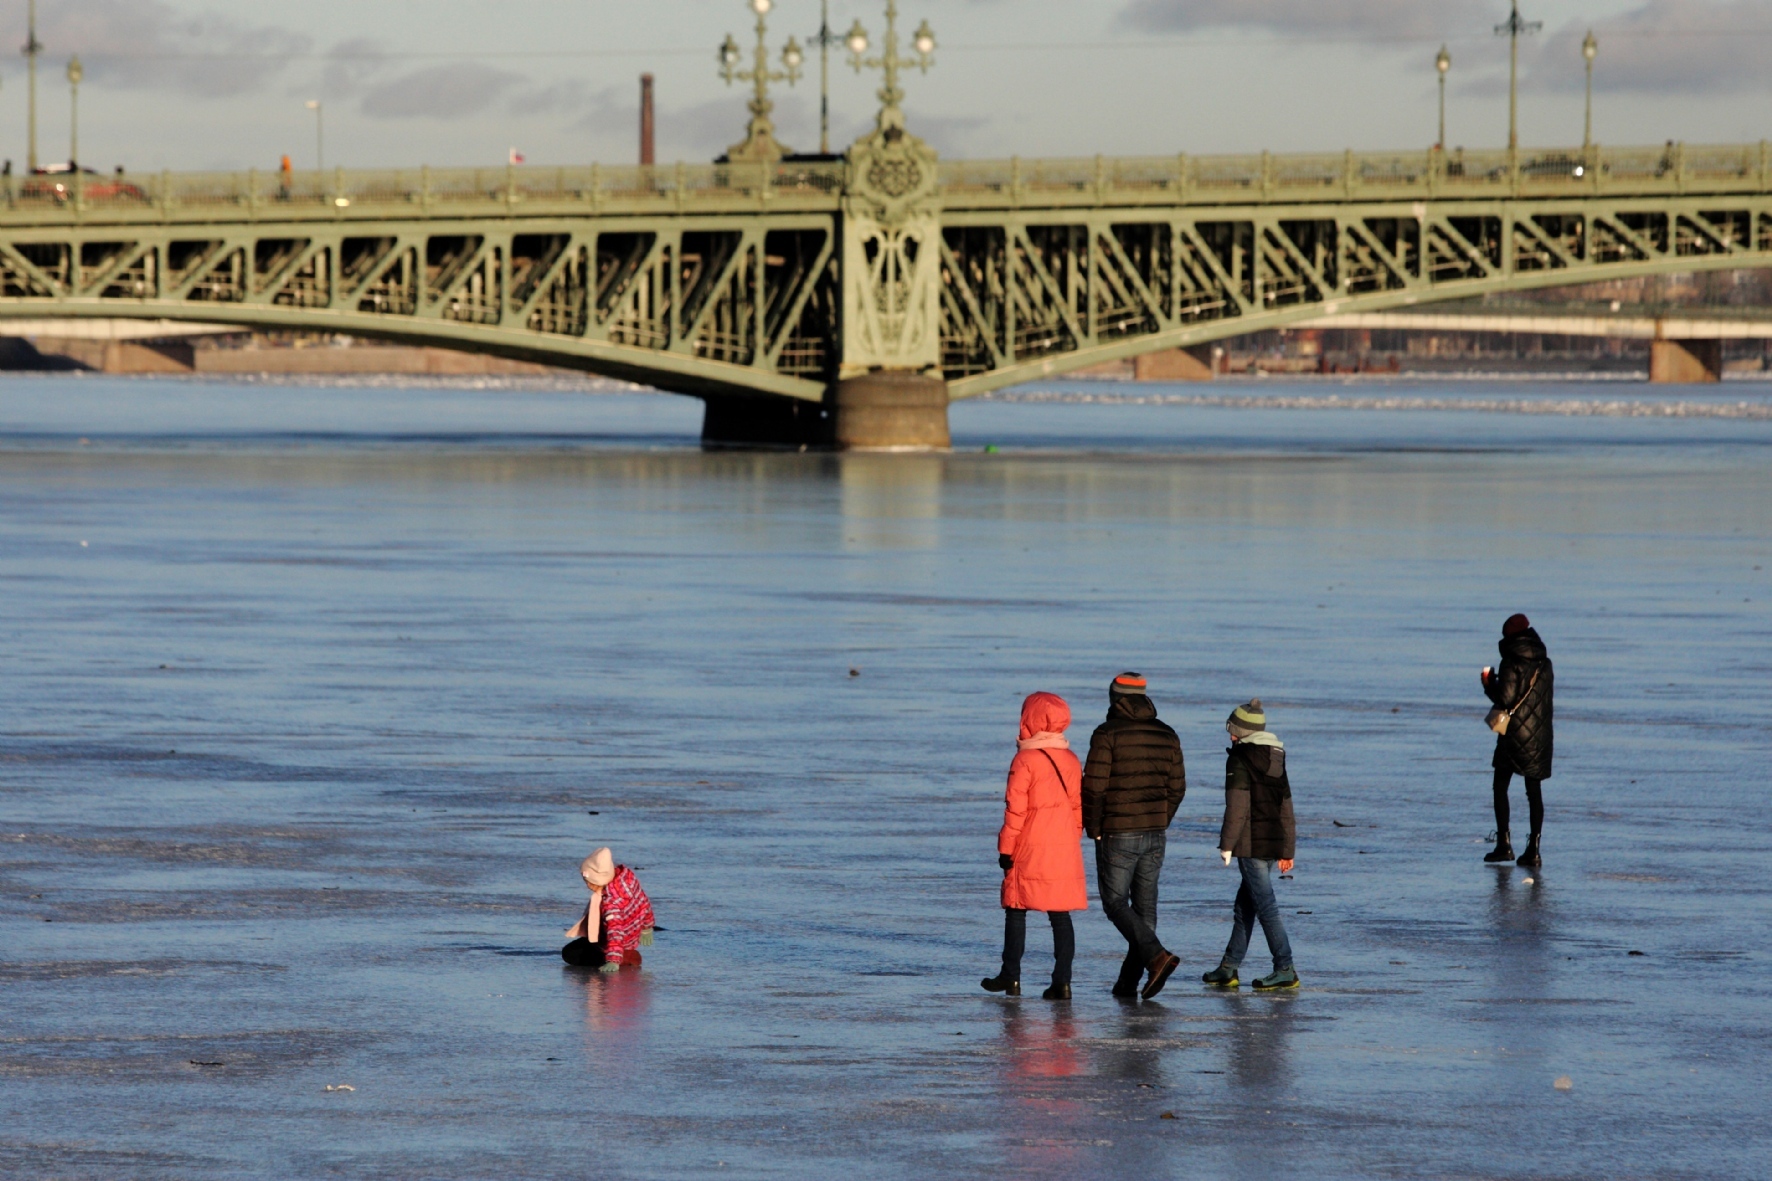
1495, 1, 1542, 150
845, 2, 936, 134
1582, 30, 1598, 149
719, 0, 804, 163
1435, 44, 1451, 149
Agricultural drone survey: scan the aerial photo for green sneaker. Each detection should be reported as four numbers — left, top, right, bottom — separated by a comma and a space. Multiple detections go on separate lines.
1201, 965, 1239, 988
1252, 968, 1299, 991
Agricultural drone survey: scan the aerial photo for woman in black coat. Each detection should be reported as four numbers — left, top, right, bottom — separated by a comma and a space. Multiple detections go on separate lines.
1481, 613, 1553, 867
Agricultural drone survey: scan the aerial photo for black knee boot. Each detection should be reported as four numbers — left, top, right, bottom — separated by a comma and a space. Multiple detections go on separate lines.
1516, 834, 1542, 867
1486, 770, 1515, 862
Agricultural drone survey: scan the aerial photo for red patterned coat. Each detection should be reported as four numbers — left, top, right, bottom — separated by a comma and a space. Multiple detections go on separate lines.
598, 866, 655, 965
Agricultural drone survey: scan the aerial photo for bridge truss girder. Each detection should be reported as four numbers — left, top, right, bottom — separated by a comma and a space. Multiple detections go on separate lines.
0, 215, 838, 402
5, 163, 1772, 413
939, 195, 1772, 397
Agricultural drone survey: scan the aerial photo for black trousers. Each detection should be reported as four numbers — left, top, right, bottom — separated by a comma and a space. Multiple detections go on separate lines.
1493, 768, 1544, 837
1001, 908, 1075, 987
561, 938, 606, 967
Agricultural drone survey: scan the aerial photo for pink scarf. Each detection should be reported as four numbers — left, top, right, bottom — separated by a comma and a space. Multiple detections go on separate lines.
1017, 731, 1070, 752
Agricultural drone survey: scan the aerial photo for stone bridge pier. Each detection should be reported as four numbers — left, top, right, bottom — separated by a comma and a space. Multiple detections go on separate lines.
1649, 337, 1724, 383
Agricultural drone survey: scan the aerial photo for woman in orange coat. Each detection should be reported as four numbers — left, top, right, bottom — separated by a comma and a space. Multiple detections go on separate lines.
982, 691, 1089, 1000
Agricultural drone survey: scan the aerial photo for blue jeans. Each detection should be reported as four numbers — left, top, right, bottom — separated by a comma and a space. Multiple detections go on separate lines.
1095, 831, 1169, 989
1221, 857, 1293, 973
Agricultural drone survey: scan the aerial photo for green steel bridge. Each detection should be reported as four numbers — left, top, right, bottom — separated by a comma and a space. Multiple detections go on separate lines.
3, 139, 1771, 446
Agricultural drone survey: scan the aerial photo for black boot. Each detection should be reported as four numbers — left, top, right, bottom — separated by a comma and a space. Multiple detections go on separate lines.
1483, 830, 1514, 863
1041, 982, 1071, 1000
1516, 834, 1542, 868
981, 973, 1020, 996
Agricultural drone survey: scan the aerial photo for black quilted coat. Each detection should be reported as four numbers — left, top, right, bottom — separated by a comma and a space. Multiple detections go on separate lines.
1485, 627, 1554, 779
1082, 695, 1186, 838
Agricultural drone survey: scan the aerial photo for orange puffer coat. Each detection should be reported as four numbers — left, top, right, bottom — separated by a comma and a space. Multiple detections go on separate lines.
998, 692, 1089, 913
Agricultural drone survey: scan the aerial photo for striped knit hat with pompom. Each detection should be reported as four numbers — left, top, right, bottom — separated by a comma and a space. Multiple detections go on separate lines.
1226, 699, 1267, 738
1109, 671, 1148, 698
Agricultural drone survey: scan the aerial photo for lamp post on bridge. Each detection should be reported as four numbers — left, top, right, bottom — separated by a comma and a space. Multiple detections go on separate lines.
1495, 0, 1542, 150
1435, 44, 1450, 149
1582, 30, 1598, 150
810, 0, 839, 154
65, 56, 80, 179
845, 1, 936, 134
22, 0, 41, 173
718, 0, 804, 164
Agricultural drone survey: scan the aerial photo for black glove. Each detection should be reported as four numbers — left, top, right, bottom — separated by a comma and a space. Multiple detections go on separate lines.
999, 853, 1013, 871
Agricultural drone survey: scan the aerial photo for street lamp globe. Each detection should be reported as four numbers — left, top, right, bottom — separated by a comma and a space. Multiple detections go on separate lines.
1436, 45, 1450, 75
1582, 30, 1597, 62
845, 20, 869, 56
912, 21, 936, 57
782, 36, 804, 72
750, 0, 772, 15
720, 34, 742, 67
66, 55, 81, 85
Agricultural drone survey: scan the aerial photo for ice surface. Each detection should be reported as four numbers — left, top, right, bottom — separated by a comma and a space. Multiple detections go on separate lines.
0, 375, 1767, 1178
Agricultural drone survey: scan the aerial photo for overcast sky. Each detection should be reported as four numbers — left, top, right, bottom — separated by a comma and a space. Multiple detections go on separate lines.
1, 0, 1769, 172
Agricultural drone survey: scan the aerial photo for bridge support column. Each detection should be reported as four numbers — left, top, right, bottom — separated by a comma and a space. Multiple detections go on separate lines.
700, 394, 833, 449
833, 371, 950, 451
1649, 338, 1722, 384
1134, 346, 1216, 382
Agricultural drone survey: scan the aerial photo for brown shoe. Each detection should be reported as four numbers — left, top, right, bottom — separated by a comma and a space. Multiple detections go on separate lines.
1141, 951, 1181, 1000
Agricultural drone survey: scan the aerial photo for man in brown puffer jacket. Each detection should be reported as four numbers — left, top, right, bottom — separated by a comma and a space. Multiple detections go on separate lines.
1083, 672, 1187, 999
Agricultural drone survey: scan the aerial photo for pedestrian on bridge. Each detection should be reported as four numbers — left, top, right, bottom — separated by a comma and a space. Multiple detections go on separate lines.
1481, 614, 1554, 868
982, 692, 1088, 1001
1083, 673, 1186, 1000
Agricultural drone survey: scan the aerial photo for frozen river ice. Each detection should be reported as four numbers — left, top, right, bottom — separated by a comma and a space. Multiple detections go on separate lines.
1, 375, 1768, 1178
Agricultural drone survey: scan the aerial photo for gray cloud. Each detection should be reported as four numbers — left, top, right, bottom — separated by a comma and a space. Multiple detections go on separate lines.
1, 0, 311, 98
1528, 1, 1772, 95
1120, 0, 1490, 39
359, 63, 528, 120
320, 38, 391, 101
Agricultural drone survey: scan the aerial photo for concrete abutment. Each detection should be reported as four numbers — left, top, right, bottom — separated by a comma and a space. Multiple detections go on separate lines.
1649, 338, 1723, 383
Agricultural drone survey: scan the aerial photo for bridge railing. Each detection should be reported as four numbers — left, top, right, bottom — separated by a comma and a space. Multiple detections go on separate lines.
5, 143, 1769, 223
938, 142, 1772, 208
0, 159, 848, 221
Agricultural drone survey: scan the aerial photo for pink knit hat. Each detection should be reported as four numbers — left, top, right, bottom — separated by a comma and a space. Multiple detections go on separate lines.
580, 847, 615, 888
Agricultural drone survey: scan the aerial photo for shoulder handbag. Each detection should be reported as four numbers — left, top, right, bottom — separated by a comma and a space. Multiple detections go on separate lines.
1485, 667, 1541, 735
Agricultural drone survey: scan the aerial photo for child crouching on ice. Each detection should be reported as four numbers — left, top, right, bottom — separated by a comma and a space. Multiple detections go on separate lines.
562, 847, 655, 973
